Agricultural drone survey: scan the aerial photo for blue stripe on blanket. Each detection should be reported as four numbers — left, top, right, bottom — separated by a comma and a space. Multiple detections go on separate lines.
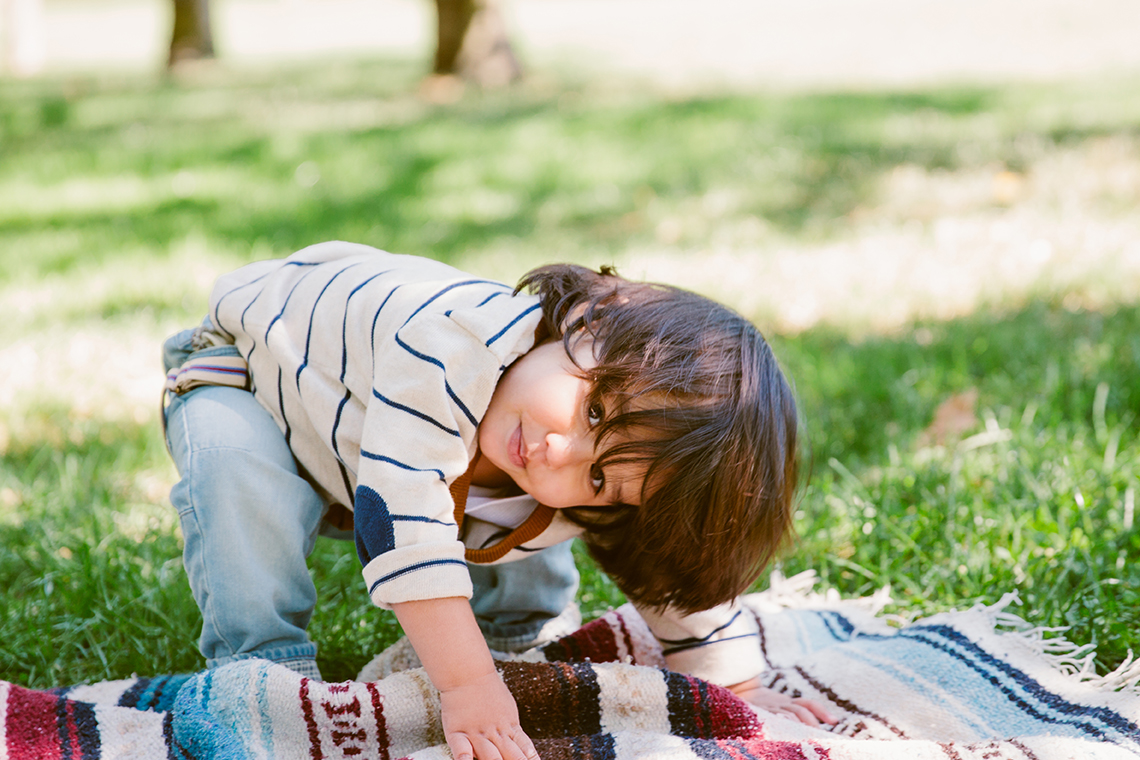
910, 624, 1140, 744
789, 609, 1140, 748
686, 737, 734, 760
567, 732, 616, 760
118, 675, 194, 713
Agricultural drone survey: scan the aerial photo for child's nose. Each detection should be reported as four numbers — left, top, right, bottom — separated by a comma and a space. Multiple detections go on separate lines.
544, 431, 588, 469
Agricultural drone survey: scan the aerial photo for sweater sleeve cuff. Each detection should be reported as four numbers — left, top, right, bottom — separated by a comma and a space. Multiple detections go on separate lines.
637, 600, 765, 686
361, 542, 473, 609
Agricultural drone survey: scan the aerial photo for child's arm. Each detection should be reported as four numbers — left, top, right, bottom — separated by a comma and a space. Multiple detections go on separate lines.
393, 597, 539, 760
637, 600, 837, 727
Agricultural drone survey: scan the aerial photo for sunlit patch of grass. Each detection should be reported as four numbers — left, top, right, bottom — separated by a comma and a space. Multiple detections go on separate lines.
0, 241, 232, 334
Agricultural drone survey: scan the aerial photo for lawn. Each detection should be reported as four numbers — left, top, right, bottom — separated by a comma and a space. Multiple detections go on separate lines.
1, 58, 1138, 685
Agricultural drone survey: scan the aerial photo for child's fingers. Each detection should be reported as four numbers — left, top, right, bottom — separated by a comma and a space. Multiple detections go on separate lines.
450, 730, 539, 760
777, 702, 822, 726
470, 735, 504, 760
792, 697, 838, 725
486, 730, 538, 760
446, 732, 476, 760
509, 726, 541, 760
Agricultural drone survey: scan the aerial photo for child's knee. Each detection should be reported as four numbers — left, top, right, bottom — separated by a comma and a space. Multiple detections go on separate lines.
167, 386, 295, 472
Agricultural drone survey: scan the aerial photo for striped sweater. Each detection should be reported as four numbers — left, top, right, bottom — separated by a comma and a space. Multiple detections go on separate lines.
205, 242, 762, 686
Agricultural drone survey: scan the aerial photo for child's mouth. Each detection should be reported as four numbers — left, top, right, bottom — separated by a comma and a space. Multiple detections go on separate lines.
509, 424, 527, 469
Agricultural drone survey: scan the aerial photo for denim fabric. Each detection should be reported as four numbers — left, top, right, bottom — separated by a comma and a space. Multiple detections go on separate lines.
162, 329, 580, 672
165, 384, 325, 670
469, 542, 580, 653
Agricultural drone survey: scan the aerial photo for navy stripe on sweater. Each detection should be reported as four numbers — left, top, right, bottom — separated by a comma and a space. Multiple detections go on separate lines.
330, 272, 393, 471
399, 279, 508, 328
477, 291, 506, 308
661, 632, 758, 657
211, 269, 272, 340
359, 450, 445, 482
372, 390, 461, 437
393, 333, 479, 427
368, 559, 468, 596
653, 610, 744, 646
263, 264, 321, 444
485, 302, 541, 346
296, 263, 359, 391
392, 514, 456, 527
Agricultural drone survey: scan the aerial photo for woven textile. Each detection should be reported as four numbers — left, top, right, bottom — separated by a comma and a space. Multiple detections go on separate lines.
3, 577, 1138, 759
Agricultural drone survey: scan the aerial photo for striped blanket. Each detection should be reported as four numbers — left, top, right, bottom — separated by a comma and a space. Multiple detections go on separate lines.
4, 574, 1138, 759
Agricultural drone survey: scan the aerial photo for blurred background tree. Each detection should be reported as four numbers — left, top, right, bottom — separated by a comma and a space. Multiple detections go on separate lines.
1, 0, 46, 75
167, 0, 215, 67
431, 0, 519, 83
161, 0, 520, 89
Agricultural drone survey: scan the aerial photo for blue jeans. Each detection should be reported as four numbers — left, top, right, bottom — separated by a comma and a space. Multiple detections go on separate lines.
162, 330, 579, 673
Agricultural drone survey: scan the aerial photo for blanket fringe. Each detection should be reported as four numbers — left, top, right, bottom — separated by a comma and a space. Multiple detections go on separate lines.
975, 591, 1140, 695
760, 578, 1140, 697
762, 569, 893, 615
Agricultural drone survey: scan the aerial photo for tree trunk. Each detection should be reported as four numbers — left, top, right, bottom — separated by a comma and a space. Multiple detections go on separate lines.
432, 0, 521, 87
168, 0, 215, 69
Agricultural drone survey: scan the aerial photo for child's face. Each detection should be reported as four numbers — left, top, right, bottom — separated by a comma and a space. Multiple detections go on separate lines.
478, 337, 640, 509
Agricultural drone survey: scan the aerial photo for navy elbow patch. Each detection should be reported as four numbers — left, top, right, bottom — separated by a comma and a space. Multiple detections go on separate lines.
353, 485, 396, 564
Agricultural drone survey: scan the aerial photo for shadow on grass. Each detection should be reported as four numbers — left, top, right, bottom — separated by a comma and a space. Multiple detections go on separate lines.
6, 60, 1139, 291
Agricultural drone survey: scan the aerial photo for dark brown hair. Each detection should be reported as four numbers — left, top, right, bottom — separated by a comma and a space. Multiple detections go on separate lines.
517, 264, 800, 614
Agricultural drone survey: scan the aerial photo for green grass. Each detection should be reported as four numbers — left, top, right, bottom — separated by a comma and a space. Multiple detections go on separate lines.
2, 59, 1139, 686
775, 302, 1140, 674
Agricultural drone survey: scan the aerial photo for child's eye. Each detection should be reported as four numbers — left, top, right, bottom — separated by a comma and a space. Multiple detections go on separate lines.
587, 402, 605, 427
589, 464, 605, 494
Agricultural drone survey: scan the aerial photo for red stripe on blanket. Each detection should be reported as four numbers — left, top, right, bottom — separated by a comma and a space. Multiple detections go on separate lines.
725, 737, 830, 760
299, 678, 323, 760
688, 676, 708, 738
613, 614, 636, 663
938, 740, 965, 759
662, 671, 762, 741
1007, 738, 1042, 760
365, 682, 390, 760
541, 616, 621, 665
5, 685, 65, 760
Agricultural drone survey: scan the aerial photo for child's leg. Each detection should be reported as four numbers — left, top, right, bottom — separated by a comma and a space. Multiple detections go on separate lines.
164, 384, 325, 679
468, 541, 581, 653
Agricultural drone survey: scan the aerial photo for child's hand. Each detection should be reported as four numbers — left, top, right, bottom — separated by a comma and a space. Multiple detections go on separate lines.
439, 671, 539, 760
392, 597, 540, 760
728, 677, 838, 727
